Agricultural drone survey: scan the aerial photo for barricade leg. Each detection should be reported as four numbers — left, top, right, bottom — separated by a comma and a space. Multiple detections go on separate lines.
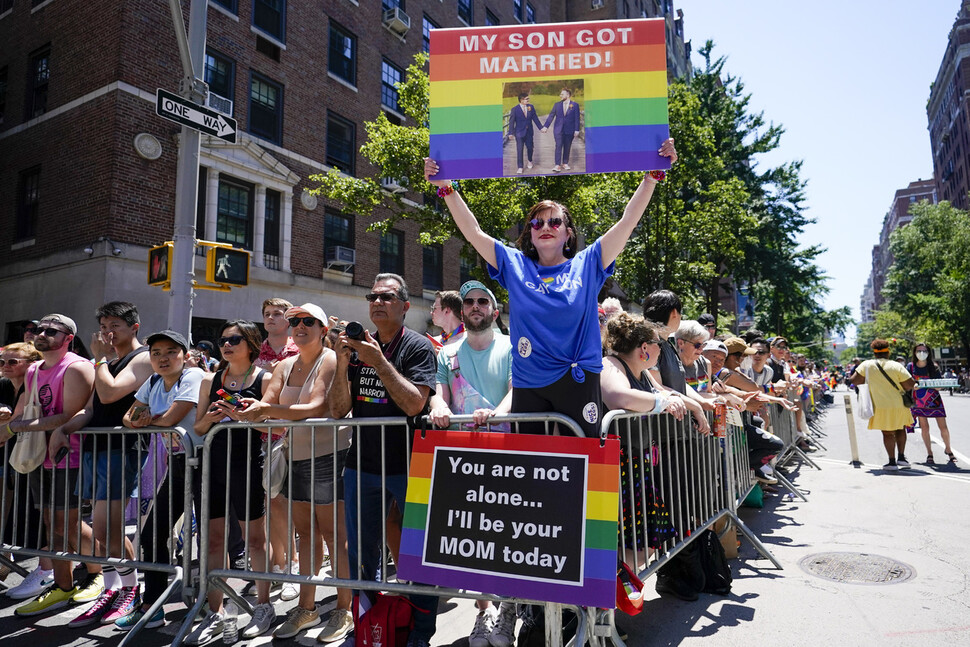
773, 470, 808, 502
723, 509, 783, 569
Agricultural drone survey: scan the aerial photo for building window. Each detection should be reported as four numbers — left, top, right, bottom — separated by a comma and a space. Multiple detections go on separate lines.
380, 230, 404, 275
16, 167, 40, 241
382, 0, 404, 10
381, 59, 403, 114
249, 72, 282, 144
210, 0, 237, 13
27, 45, 50, 119
0, 67, 7, 127
329, 21, 356, 85
526, 3, 535, 22
423, 245, 443, 290
204, 51, 234, 102
326, 112, 355, 175
325, 211, 354, 260
216, 177, 254, 249
264, 188, 281, 267
422, 15, 438, 53
459, 255, 476, 284
486, 9, 499, 25
513, 0, 523, 21
253, 0, 285, 43
458, 0, 472, 24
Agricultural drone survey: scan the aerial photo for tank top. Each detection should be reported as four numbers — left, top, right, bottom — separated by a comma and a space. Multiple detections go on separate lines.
278, 350, 351, 461
614, 357, 657, 393
26, 352, 88, 469
206, 365, 267, 464
85, 346, 150, 454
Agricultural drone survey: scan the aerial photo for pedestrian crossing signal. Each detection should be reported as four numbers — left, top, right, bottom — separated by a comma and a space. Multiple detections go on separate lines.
205, 247, 250, 287
148, 243, 173, 286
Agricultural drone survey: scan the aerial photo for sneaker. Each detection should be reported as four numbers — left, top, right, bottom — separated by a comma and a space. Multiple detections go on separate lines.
883, 461, 899, 471
488, 602, 517, 647
187, 611, 225, 645
242, 602, 276, 639
101, 586, 140, 624
469, 608, 496, 647
115, 606, 166, 631
6, 567, 54, 600
270, 564, 285, 591
73, 573, 105, 604
15, 585, 78, 617
755, 465, 778, 485
317, 607, 354, 643
280, 561, 300, 602
896, 455, 911, 469
68, 588, 119, 627
274, 605, 320, 639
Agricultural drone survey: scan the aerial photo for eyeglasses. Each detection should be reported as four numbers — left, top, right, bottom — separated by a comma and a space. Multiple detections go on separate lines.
754, 350, 769, 356
287, 317, 319, 328
218, 334, 244, 346
646, 340, 661, 346
529, 217, 563, 230
365, 292, 399, 303
36, 327, 68, 337
681, 340, 703, 350
23, 326, 37, 334
704, 324, 717, 330
463, 297, 491, 307
774, 344, 788, 350
0, 358, 25, 367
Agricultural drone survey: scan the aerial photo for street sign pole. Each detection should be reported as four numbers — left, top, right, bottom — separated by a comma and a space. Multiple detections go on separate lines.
166, 0, 207, 338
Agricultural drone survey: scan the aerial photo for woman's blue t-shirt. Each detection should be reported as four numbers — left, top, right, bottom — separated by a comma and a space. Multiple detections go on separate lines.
488, 239, 614, 389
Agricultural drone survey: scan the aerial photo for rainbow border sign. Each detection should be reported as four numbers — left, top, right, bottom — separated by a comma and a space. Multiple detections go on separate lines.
398, 430, 619, 608
429, 18, 669, 180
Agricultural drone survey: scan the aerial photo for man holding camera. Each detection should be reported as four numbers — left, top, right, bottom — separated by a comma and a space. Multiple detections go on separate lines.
330, 273, 439, 647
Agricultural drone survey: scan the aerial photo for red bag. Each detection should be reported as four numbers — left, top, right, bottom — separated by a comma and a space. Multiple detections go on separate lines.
616, 560, 645, 616
355, 593, 416, 647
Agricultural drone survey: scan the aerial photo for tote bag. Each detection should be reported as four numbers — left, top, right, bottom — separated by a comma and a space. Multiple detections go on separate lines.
10, 368, 49, 474
857, 372, 875, 420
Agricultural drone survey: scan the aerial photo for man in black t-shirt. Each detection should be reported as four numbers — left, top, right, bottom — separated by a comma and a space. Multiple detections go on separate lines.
331, 273, 438, 647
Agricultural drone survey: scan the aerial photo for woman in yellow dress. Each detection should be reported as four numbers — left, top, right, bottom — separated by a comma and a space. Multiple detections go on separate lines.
850, 339, 916, 471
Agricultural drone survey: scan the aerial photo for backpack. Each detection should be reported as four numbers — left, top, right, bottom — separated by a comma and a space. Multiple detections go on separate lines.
698, 528, 732, 595
355, 593, 417, 647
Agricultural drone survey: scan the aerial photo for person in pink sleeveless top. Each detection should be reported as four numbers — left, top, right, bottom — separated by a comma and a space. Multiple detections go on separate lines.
4, 314, 102, 617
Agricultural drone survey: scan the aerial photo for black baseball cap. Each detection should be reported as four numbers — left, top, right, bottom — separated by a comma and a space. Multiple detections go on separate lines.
146, 330, 189, 352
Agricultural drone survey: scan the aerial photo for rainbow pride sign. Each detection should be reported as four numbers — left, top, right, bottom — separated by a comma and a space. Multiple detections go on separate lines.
398, 430, 619, 608
429, 19, 670, 180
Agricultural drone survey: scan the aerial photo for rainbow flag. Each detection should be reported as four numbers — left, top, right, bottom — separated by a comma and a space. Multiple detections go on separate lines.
429, 19, 669, 180
398, 430, 619, 608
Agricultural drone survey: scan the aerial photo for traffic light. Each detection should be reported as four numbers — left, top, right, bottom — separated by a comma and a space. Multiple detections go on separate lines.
205, 246, 250, 287
148, 243, 173, 286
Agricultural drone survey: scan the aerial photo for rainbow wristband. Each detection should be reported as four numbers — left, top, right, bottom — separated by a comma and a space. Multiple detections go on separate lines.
647, 170, 666, 183
436, 181, 457, 198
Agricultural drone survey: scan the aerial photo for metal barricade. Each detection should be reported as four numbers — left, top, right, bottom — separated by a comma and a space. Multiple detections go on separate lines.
0, 426, 195, 645
603, 409, 781, 589
176, 412, 589, 647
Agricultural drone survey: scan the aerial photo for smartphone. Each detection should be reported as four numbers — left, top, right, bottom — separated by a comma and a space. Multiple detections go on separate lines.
216, 389, 243, 408
54, 447, 70, 465
131, 405, 148, 418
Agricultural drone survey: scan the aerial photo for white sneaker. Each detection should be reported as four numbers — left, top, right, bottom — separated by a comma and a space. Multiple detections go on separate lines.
469, 607, 496, 647
242, 602, 275, 639
187, 611, 225, 645
6, 567, 54, 600
489, 602, 517, 647
280, 561, 300, 601
755, 465, 778, 485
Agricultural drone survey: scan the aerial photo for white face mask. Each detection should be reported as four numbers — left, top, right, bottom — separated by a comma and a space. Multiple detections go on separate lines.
916, 351, 929, 361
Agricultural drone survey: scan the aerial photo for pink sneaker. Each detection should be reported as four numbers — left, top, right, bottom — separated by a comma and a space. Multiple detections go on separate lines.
101, 586, 141, 624
69, 589, 119, 628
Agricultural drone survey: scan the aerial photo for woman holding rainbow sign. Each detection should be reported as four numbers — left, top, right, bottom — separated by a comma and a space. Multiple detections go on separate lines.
423, 138, 676, 437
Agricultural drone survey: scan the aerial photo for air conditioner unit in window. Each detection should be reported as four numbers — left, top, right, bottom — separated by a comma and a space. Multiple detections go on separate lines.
207, 93, 234, 116
383, 7, 410, 35
326, 245, 355, 270
380, 176, 408, 194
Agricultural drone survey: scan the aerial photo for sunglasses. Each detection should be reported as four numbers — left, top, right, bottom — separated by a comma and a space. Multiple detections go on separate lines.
218, 334, 244, 346
682, 340, 703, 350
775, 344, 788, 350
365, 292, 399, 303
24, 327, 37, 333
529, 217, 563, 230
0, 358, 25, 366
463, 297, 491, 307
287, 317, 319, 328
36, 327, 68, 337
754, 350, 769, 356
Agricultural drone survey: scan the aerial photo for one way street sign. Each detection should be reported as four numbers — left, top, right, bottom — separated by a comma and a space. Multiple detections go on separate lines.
156, 88, 237, 143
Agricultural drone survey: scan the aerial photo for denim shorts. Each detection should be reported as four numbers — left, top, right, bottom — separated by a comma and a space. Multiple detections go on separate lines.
281, 450, 348, 504
76, 450, 145, 502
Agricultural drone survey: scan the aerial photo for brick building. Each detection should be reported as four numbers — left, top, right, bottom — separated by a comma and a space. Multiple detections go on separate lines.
0, 0, 690, 344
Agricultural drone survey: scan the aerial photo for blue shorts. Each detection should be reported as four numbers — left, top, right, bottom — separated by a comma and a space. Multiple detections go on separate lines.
76, 450, 145, 502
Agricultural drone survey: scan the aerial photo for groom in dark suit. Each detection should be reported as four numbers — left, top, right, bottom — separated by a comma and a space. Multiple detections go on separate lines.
506, 93, 544, 174
542, 88, 581, 172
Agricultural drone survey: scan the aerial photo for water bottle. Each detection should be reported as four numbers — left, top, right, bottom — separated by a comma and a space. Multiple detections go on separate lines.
223, 600, 238, 644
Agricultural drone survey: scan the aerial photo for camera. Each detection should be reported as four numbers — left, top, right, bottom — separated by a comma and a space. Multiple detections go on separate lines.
345, 321, 365, 340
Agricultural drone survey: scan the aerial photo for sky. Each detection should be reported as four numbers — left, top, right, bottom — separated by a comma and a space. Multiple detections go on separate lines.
675, 0, 959, 342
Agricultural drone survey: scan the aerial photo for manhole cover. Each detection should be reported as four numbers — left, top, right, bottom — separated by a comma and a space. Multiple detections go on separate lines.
799, 552, 914, 585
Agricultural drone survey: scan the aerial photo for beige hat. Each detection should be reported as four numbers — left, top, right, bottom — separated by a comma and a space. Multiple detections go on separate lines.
724, 337, 756, 356
40, 313, 78, 335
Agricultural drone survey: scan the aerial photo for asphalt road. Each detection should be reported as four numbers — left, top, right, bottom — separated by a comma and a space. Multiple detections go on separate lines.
1, 387, 968, 646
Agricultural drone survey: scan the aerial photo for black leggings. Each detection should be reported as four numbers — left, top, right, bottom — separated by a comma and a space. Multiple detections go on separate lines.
511, 369, 602, 437
140, 453, 189, 604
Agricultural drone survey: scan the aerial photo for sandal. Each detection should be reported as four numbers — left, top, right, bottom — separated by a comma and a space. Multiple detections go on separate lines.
926, 454, 935, 464
946, 451, 958, 464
